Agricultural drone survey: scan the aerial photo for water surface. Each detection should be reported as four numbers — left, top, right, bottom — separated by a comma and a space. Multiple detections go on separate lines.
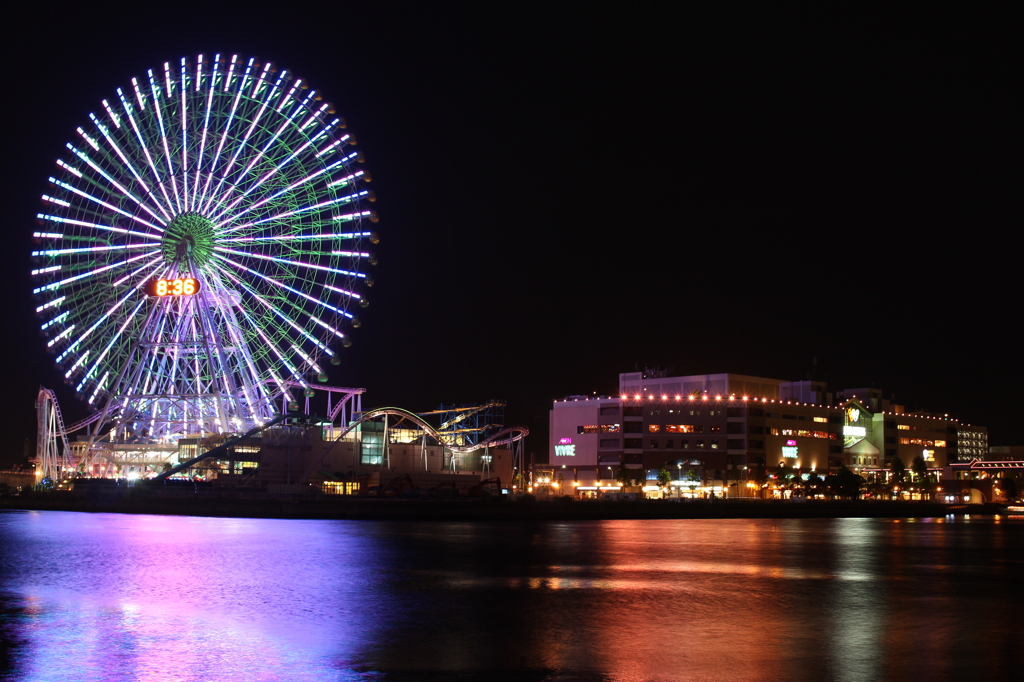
1, 511, 1021, 681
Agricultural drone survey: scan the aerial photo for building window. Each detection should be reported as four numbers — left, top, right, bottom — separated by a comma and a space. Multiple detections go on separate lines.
648, 424, 661, 433
711, 440, 719, 449
650, 440, 659, 448
697, 440, 705, 449
666, 439, 674, 449
624, 422, 642, 433
666, 424, 702, 433
710, 425, 721, 433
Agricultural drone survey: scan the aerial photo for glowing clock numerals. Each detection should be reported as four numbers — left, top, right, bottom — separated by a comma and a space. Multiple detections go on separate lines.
148, 277, 200, 296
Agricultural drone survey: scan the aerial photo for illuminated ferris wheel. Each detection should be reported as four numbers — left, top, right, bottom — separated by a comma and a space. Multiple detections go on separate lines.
31, 54, 377, 441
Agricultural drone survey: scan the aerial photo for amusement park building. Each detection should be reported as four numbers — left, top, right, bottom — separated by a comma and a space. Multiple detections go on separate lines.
546, 371, 974, 495
71, 421, 516, 493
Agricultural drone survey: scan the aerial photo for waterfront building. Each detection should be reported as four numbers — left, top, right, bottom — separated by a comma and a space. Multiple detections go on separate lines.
960, 426, 990, 460
544, 370, 970, 498
172, 421, 515, 494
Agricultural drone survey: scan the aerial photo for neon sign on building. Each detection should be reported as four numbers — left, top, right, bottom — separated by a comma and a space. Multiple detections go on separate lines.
843, 404, 869, 448
782, 439, 799, 458
554, 437, 576, 457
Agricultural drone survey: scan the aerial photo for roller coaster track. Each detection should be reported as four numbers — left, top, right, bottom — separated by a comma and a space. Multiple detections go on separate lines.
59, 410, 104, 437
300, 407, 528, 484
36, 388, 75, 480
36, 389, 124, 480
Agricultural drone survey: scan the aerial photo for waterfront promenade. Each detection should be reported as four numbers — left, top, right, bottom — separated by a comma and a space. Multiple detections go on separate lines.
0, 490, 996, 520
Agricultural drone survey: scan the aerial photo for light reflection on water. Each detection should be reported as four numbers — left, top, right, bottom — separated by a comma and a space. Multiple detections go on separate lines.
1, 512, 1022, 681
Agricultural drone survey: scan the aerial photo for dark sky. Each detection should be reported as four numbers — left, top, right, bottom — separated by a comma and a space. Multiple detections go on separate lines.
1, 4, 1018, 465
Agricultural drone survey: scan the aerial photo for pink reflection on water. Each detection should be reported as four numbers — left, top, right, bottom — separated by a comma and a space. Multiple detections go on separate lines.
3, 511, 388, 681
3, 512, 1021, 680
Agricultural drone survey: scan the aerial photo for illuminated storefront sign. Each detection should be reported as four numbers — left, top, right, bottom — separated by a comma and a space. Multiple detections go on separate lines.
843, 404, 869, 448
782, 439, 799, 458
554, 437, 575, 457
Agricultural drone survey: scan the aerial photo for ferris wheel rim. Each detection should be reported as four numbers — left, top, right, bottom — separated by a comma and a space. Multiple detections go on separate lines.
31, 53, 378, 437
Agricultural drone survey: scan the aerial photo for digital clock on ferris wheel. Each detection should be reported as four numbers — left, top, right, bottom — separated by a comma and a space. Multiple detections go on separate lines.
145, 277, 202, 297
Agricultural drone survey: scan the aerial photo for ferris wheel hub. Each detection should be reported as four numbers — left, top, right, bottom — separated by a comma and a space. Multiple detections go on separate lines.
162, 212, 215, 266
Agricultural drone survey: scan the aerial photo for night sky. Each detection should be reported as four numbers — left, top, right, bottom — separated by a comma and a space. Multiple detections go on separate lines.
1, 4, 1018, 466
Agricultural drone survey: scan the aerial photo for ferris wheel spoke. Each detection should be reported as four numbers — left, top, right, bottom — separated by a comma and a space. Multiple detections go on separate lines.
214, 154, 363, 229
214, 254, 352, 331
217, 227, 373, 245
62, 144, 169, 226
111, 255, 166, 288
191, 55, 218, 211
217, 63, 282, 187
75, 299, 146, 392
33, 249, 159, 294
34, 214, 161, 242
217, 268, 334, 359
195, 55, 243, 208
148, 67, 183, 214
234, 304, 309, 387
178, 58, 191, 212
54, 279, 149, 366
219, 189, 369, 235
208, 117, 342, 225
200, 56, 258, 213
85, 111, 166, 224
118, 86, 176, 221
32, 243, 157, 258
211, 245, 367, 281
48, 176, 164, 233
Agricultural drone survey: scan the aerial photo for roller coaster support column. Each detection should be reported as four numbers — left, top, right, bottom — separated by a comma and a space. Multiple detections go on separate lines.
384, 413, 390, 469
